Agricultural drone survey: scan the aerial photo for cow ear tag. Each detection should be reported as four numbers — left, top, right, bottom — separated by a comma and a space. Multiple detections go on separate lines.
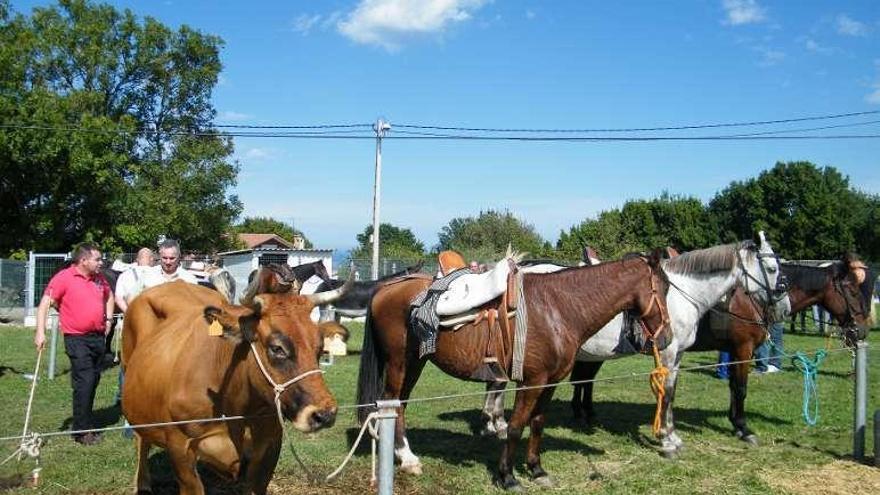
208, 320, 223, 336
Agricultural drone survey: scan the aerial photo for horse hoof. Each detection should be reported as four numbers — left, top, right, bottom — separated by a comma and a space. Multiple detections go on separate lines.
400, 462, 422, 475
533, 475, 555, 488
496, 426, 508, 440
479, 426, 496, 437
495, 477, 523, 492
742, 434, 759, 446
660, 448, 679, 460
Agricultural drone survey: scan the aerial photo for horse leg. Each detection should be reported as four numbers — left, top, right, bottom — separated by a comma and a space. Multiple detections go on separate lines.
570, 360, 602, 425
496, 384, 544, 491
729, 342, 757, 445
481, 382, 508, 439
392, 358, 428, 475
525, 386, 557, 487
657, 350, 683, 458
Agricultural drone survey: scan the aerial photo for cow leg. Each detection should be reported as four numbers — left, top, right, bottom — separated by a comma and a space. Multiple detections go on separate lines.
134, 434, 153, 494
194, 432, 243, 481
496, 382, 545, 491
729, 342, 757, 445
242, 420, 282, 495
389, 356, 428, 475
167, 439, 205, 495
481, 382, 508, 439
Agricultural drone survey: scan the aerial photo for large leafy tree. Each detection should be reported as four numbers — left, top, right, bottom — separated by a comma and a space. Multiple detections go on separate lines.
708, 161, 867, 259
0, 0, 241, 256
231, 216, 312, 249
352, 223, 425, 261
437, 209, 549, 261
557, 193, 717, 260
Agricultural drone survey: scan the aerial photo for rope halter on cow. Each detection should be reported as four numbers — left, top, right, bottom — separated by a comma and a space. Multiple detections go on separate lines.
248, 343, 325, 427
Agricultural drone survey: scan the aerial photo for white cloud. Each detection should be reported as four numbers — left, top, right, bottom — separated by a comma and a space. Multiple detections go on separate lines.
803, 37, 832, 55
337, 0, 490, 51
218, 110, 253, 122
867, 85, 880, 105
244, 148, 271, 160
756, 46, 785, 66
292, 14, 322, 35
721, 0, 766, 26
525, 10, 535, 20
835, 14, 868, 37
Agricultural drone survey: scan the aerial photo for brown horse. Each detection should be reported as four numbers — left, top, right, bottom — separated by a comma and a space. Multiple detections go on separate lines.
570, 252, 874, 446
356, 252, 670, 490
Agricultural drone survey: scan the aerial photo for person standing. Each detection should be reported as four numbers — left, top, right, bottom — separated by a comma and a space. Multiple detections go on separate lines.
34, 243, 114, 445
114, 247, 155, 312
142, 239, 198, 287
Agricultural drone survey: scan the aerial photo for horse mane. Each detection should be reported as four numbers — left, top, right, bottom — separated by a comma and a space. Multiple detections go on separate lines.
661, 242, 741, 275
780, 262, 832, 293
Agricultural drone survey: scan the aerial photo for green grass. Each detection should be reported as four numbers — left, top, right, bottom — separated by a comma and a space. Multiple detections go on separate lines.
1, 322, 878, 494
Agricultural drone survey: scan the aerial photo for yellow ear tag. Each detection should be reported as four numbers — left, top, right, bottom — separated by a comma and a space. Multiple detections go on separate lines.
208, 320, 223, 336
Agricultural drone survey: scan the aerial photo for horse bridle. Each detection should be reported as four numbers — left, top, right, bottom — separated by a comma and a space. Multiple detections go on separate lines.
830, 270, 869, 344
637, 258, 671, 344
735, 243, 788, 327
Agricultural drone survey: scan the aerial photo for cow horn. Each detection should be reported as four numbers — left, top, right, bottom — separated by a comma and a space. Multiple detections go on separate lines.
304, 264, 355, 306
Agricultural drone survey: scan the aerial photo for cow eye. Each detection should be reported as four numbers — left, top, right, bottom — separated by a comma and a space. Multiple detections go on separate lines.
269, 344, 286, 357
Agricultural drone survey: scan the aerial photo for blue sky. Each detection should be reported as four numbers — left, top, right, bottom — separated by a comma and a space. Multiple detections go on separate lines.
13, 1, 880, 251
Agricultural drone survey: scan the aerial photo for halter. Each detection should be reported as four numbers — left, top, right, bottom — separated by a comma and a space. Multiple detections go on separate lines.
249, 342, 325, 427
831, 275, 869, 344
735, 245, 785, 331
637, 259, 670, 344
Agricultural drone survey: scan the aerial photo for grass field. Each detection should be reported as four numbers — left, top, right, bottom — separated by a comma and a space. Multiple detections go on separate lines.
1, 320, 878, 494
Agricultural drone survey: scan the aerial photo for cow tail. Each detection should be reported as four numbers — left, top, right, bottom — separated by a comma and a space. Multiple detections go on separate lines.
356, 293, 385, 426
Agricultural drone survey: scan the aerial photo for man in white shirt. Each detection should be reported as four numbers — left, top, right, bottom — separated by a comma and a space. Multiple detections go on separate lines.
114, 247, 155, 313
142, 239, 199, 288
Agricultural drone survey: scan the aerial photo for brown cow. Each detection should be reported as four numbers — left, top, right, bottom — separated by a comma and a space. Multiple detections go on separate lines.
121, 279, 351, 494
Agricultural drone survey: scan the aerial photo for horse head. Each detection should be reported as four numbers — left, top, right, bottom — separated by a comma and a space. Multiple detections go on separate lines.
735, 231, 781, 305
828, 253, 874, 340
630, 249, 671, 345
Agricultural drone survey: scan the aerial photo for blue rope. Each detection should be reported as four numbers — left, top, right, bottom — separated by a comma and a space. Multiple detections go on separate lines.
789, 350, 827, 426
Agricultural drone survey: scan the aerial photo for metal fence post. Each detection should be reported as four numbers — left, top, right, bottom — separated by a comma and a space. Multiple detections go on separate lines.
874, 409, 880, 467
48, 313, 59, 380
853, 341, 867, 460
375, 399, 399, 495
25, 251, 35, 319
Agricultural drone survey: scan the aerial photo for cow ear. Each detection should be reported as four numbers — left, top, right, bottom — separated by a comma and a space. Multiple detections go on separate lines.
203, 305, 258, 343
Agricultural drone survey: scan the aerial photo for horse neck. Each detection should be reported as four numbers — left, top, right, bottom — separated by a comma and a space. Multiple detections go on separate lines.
664, 266, 738, 318
526, 259, 649, 343
782, 265, 828, 313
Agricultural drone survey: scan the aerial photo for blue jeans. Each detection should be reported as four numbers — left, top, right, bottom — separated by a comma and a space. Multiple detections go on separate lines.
754, 321, 784, 370
716, 351, 731, 379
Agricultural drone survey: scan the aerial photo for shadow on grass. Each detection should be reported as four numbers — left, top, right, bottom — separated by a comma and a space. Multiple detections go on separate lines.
140, 450, 247, 495
436, 396, 793, 450
59, 402, 123, 432
344, 423, 604, 482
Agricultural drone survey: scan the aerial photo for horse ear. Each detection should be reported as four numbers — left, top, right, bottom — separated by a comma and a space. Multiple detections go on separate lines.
664, 246, 680, 258
646, 248, 664, 268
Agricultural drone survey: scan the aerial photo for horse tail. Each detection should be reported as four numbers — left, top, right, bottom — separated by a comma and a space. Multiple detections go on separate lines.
356, 293, 385, 426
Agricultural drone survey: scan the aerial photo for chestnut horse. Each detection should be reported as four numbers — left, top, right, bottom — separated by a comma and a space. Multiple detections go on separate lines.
569, 252, 873, 447
356, 252, 670, 490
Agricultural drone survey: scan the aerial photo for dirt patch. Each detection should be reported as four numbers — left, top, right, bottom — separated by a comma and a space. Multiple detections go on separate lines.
763, 460, 880, 495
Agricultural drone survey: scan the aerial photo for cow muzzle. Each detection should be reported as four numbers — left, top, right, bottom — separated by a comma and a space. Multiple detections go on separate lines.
291, 404, 337, 432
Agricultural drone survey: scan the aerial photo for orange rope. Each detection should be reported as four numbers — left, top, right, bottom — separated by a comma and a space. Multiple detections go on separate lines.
649, 344, 669, 437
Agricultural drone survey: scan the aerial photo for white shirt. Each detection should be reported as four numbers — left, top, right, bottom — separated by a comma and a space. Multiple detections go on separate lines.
115, 266, 153, 303
142, 265, 199, 288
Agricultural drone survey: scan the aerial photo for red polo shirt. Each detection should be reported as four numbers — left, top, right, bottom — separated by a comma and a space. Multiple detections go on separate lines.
44, 266, 111, 336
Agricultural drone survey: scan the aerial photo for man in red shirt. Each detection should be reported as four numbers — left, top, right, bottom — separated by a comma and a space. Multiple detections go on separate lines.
35, 242, 114, 446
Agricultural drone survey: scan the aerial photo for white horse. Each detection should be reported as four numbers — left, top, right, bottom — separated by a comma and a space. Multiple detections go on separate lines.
481, 235, 781, 456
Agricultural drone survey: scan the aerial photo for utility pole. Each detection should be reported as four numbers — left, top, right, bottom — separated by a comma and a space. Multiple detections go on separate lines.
371, 118, 391, 280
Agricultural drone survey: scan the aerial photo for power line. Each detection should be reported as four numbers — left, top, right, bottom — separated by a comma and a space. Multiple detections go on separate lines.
214, 123, 372, 129
393, 110, 880, 133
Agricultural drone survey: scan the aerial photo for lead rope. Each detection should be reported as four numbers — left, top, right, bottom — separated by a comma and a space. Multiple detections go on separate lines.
249, 343, 324, 484
1, 348, 44, 487
640, 263, 670, 438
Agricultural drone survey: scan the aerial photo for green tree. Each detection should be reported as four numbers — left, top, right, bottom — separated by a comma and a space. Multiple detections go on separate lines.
437, 209, 549, 261
709, 161, 865, 259
231, 216, 312, 249
0, 0, 241, 256
352, 223, 425, 261
557, 193, 717, 260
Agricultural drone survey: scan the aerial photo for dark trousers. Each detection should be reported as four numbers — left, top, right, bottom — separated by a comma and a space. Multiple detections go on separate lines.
64, 332, 105, 433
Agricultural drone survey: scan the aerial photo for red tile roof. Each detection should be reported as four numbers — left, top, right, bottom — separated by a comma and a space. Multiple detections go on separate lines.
237, 233, 296, 249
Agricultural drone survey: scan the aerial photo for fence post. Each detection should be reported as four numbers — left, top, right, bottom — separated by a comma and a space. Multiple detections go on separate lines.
853, 341, 868, 460
874, 409, 880, 467
375, 399, 399, 495
48, 313, 59, 380
25, 251, 35, 320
